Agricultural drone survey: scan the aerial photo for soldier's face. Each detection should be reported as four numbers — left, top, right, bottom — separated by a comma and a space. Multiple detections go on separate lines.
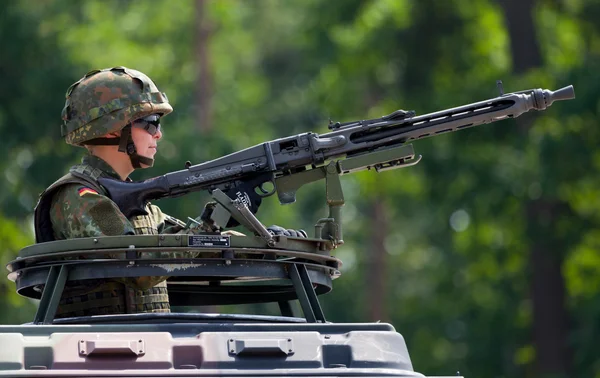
131, 124, 162, 165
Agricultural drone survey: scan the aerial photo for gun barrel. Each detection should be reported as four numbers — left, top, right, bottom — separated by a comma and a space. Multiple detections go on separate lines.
332, 85, 575, 149
545, 85, 575, 107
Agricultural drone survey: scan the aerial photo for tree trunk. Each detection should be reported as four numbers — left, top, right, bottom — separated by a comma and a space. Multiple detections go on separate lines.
366, 198, 388, 321
193, 0, 217, 314
195, 0, 213, 132
498, 1, 571, 376
497, 0, 543, 74
527, 200, 571, 378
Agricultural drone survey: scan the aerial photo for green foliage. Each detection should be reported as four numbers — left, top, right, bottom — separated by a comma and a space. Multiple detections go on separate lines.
0, 214, 36, 323
0, 1, 598, 377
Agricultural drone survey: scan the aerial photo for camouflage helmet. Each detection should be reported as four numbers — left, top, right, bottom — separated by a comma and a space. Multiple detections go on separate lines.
61, 67, 173, 146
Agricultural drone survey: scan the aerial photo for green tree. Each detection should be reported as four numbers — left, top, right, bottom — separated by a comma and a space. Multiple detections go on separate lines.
2, 1, 599, 378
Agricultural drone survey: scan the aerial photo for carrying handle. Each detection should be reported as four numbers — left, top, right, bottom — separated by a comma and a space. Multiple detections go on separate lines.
79, 339, 145, 357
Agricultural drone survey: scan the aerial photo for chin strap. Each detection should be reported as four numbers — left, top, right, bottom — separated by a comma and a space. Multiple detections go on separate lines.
118, 125, 154, 168
85, 124, 154, 168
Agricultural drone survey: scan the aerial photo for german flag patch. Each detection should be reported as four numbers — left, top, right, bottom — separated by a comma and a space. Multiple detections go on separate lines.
78, 187, 99, 197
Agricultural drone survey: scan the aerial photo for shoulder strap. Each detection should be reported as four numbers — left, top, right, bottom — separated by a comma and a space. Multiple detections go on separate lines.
34, 166, 108, 243
69, 163, 108, 184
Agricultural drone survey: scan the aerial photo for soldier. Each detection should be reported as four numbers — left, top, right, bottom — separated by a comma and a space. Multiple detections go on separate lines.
33, 67, 198, 318
34, 66, 306, 319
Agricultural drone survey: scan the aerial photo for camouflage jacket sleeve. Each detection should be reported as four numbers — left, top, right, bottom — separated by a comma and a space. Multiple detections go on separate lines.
151, 205, 186, 234
136, 203, 202, 259
50, 184, 162, 290
50, 183, 135, 239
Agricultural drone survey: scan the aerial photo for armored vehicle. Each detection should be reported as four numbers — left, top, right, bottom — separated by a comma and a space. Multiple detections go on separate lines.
0, 84, 575, 377
2, 214, 458, 377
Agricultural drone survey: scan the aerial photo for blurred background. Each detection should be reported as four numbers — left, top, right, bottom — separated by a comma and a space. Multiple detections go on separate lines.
0, 0, 598, 377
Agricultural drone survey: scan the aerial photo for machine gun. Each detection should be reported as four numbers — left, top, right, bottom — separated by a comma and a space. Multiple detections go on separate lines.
98, 83, 575, 247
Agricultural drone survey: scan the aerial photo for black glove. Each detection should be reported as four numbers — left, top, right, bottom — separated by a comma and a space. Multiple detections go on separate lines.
267, 225, 308, 238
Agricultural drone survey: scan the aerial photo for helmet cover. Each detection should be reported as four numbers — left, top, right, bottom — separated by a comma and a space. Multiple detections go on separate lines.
61, 66, 173, 146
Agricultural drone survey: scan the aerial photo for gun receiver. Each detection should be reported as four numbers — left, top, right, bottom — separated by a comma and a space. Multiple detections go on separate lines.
99, 84, 575, 240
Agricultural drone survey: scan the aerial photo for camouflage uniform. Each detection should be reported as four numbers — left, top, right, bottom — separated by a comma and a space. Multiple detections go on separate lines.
34, 67, 178, 318
43, 155, 186, 317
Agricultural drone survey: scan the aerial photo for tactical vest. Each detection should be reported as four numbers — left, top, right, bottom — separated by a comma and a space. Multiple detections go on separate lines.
34, 163, 170, 318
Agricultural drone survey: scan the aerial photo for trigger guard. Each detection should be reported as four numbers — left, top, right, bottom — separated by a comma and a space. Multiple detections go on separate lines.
257, 182, 275, 197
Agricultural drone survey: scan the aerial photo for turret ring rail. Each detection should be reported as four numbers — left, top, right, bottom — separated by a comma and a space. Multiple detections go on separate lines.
7, 234, 341, 324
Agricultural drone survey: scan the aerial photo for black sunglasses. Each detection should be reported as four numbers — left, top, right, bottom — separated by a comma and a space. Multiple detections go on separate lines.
133, 114, 161, 136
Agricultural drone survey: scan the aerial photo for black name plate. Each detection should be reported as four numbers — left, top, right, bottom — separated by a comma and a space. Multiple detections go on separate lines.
188, 235, 231, 247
